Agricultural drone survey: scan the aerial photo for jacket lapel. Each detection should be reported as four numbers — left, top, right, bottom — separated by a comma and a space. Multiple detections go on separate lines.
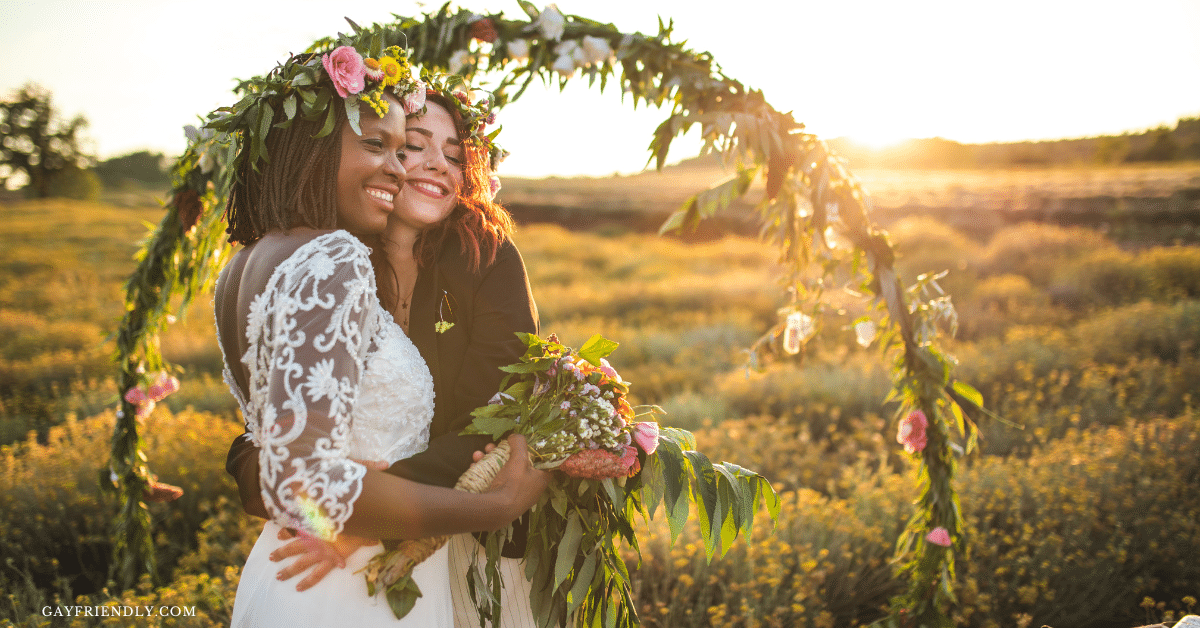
410, 263, 440, 396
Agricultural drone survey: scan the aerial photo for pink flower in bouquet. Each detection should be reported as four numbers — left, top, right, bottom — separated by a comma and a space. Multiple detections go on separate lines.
632, 421, 659, 455
925, 526, 952, 547
599, 358, 621, 382
322, 46, 366, 98
619, 445, 640, 477
897, 410, 928, 454
560, 448, 628, 480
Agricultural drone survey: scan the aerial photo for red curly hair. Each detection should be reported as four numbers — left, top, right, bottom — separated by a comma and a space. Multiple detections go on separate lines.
412, 91, 514, 272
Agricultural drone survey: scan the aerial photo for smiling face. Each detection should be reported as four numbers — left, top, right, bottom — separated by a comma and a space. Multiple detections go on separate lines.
335, 95, 407, 235
392, 100, 464, 232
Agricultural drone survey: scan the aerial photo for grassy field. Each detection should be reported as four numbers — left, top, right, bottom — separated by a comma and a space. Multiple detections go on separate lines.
499, 159, 1200, 214
2, 171, 1200, 626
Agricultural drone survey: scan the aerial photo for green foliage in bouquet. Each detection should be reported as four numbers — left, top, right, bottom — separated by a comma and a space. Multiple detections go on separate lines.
463, 333, 780, 628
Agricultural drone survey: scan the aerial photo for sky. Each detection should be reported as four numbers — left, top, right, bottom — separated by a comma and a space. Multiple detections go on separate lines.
2, 0, 1199, 178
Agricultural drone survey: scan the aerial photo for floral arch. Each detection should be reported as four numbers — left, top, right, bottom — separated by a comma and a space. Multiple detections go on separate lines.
110, 3, 984, 625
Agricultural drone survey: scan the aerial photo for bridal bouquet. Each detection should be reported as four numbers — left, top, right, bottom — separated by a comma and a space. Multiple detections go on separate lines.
365, 333, 779, 627
463, 333, 780, 628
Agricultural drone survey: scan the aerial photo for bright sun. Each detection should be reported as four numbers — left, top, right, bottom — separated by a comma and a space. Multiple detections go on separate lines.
845, 132, 909, 151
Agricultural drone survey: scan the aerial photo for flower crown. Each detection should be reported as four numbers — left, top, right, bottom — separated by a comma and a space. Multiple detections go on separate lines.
205, 37, 422, 170
420, 73, 508, 172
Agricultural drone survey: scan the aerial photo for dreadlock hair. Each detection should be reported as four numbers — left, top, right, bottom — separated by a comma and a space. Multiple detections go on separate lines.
223, 103, 345, 245
412, 91, 515, 272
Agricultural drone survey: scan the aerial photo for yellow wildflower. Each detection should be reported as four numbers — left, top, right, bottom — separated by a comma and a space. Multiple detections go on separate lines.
379, 56, 404, 86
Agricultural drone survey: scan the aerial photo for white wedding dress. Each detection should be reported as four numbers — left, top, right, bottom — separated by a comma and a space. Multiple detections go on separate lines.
222, 231, 453, 628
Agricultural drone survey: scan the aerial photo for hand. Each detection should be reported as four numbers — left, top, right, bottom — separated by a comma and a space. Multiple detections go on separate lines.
472, 442, 498, 463
269, 457, 386, 591
270, 529, 379, 591
485, 434, 550, 524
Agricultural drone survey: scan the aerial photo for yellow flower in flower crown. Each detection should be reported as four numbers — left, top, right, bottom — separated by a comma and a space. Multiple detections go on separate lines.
363, 57, 385, 82
364, 91, 390, 117
379, 56, 405, 87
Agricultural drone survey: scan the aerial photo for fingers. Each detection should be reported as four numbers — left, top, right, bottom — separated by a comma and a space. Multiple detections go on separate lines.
295, 560, 336, 592
276, 527, 296, 541
472, 441, 499, 463
505, 433, 529, 452
270, 535, 347, 589
352, 458, 389, 471
275, 552, 323, 583
269, 538, 311, 562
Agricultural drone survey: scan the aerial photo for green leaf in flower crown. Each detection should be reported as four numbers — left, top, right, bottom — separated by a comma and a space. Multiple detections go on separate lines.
554, 511, 583, 591
316, 101, 337, 137
344, 96, 362, 136
577, 334, 619, 366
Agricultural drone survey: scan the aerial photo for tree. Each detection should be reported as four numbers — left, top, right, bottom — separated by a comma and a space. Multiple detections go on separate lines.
0, 83, 93, 197
95, 150, 170, 188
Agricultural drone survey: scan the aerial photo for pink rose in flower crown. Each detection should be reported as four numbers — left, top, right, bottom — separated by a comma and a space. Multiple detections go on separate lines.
925, 526, 952, 547
897, 409, 928, 454
322, 46, 366, 98
631, 421, 659, 455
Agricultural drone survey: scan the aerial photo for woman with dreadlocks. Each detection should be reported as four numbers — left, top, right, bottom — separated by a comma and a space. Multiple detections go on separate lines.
227, 76, 545, 627
213, 45, 546, 628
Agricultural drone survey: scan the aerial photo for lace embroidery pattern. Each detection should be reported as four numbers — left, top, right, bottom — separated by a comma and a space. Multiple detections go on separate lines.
240, 231, 380, 539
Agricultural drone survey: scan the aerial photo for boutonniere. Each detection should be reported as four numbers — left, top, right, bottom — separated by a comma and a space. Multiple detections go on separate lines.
435, 289, 457, 334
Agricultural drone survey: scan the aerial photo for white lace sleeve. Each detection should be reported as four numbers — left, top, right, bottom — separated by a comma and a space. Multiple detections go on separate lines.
241, 232, 381, 540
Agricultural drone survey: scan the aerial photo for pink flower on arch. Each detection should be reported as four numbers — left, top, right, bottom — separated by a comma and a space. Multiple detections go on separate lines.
124, 387, 149, 405
925, 526, 952, 547
897, 409, 928, 454
322, 46, 366, 98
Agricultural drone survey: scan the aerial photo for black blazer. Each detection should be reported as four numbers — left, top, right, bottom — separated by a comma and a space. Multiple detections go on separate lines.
225, 233, 539, 550
393, 234, 540, 486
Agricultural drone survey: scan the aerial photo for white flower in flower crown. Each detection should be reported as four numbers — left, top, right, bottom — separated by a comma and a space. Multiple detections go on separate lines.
532, 4, 566, 41
449, 50, 475, 74
580, 35, 613, 66
507, 38, 531, 62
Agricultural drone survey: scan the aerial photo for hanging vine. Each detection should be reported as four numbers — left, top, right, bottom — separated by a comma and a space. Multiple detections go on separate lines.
110, 2, 988, 624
